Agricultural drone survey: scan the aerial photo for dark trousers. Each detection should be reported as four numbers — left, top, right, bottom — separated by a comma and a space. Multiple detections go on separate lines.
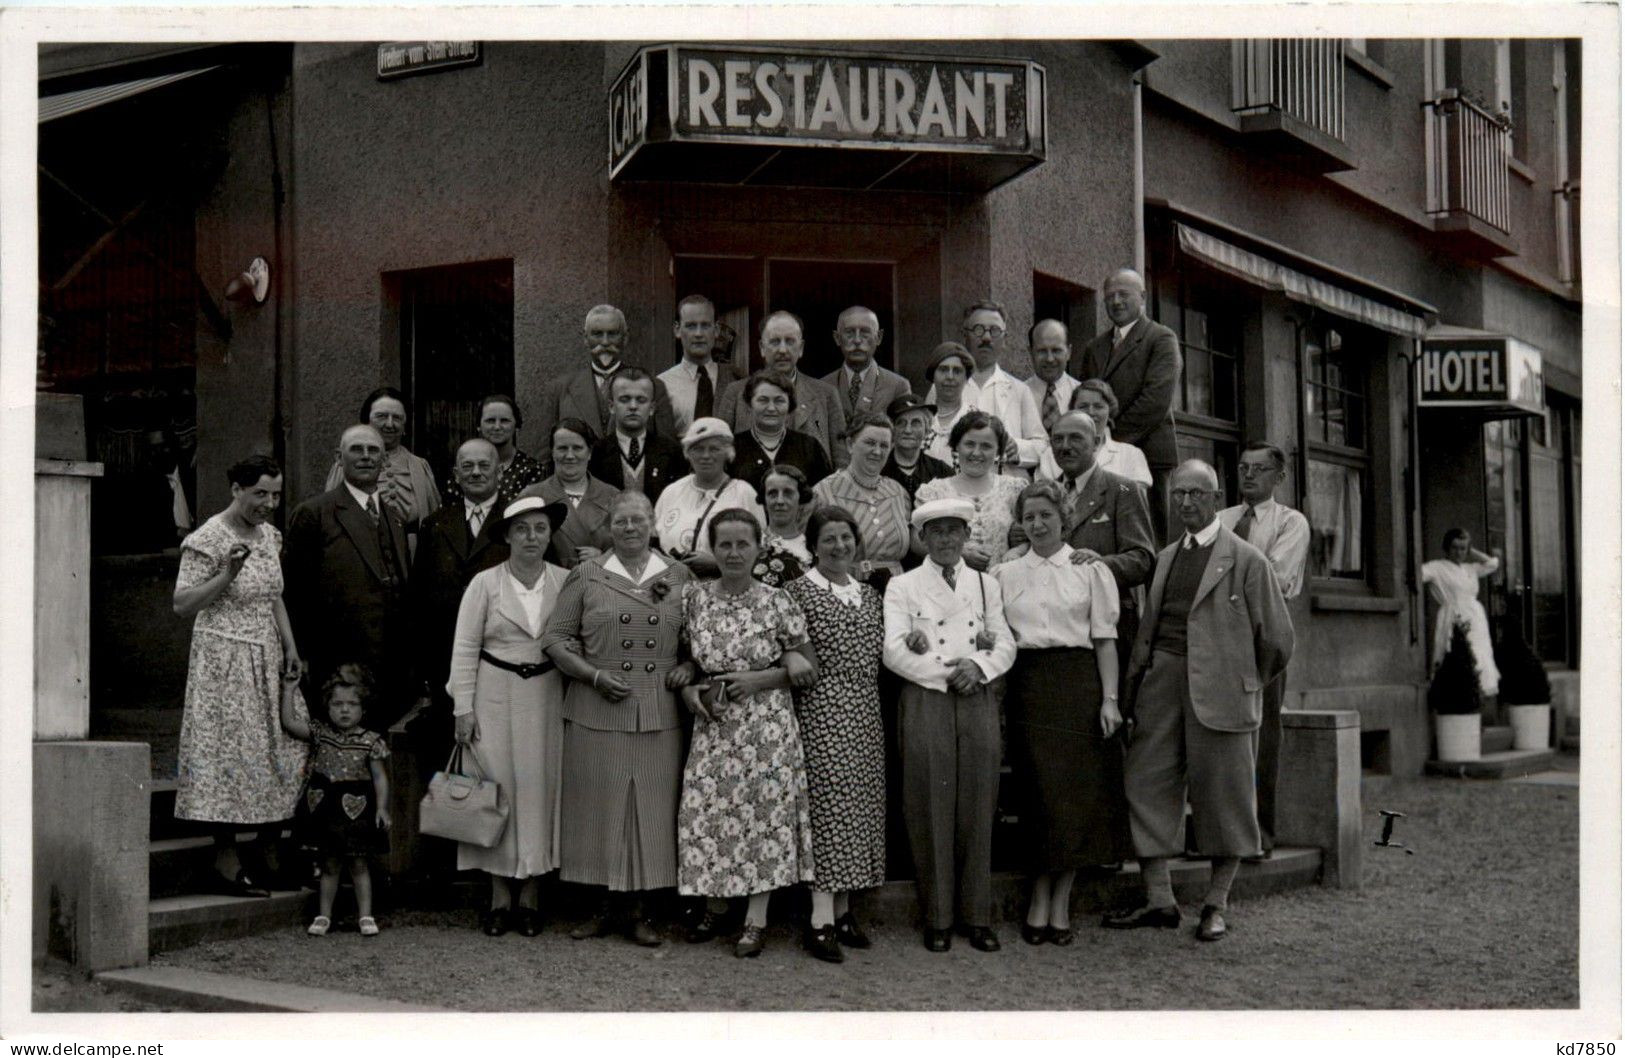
1254, 673, 1286, 852
898, 682, 1000, 930
1148, 464, 1172, 546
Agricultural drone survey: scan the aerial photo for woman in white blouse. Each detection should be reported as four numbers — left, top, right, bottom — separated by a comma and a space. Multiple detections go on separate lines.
652, 417, 764, 574
1039, 378, 1157, 489
447, 496, 570, 937
991, 480, 1131, 946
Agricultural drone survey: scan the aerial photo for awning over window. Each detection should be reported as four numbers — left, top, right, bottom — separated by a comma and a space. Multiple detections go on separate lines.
1175, 222, 1428, 340
38, 66, 220, 124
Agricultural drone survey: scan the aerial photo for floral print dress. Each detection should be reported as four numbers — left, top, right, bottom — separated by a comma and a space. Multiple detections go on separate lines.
677, 580, 815, 898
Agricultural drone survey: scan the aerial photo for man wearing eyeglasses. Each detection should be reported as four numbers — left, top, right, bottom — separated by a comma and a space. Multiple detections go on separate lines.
1073, 270, 1182, 541
821, 305, 912, 423
925, 301, 1048, 479
1218, 441, 1309, 859
1105, 459, 1293, 943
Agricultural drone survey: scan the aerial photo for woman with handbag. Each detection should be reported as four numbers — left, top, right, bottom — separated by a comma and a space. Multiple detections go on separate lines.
541, 490, 696, 946
446, 495, 570, 937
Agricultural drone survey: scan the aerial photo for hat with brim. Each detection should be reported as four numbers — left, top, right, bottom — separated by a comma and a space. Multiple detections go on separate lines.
924, 341, 976, 379
497, 495, 568, 537
682, 416, 733, 450
911, 496, 976, 533
886, 392, 936, 420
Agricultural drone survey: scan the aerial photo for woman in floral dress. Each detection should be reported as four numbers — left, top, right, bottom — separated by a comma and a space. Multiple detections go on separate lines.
678, 509, 817, 959
173, 454, 310, 896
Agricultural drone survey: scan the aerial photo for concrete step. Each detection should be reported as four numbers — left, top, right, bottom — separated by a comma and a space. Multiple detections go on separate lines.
1424, 748, 1557, 780
96, 966, 445, 1013
1481, 725, 1514, 753
149, 890, 313, 955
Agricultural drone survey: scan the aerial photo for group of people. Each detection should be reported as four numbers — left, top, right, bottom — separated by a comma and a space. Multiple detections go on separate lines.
172, 267, 1335, 959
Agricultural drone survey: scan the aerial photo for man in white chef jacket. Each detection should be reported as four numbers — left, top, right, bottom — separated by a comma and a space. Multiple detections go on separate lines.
883, 496, 1017, 955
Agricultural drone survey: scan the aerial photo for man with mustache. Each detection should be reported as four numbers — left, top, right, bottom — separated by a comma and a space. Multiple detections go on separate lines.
820, 305, 912, 423
926, 301, 1048, 479
718, 310, 849, 467
536, 304, 678, 454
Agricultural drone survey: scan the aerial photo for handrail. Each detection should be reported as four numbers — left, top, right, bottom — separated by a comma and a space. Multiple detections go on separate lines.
1232, 39, 1347, 142
1423, 90, 1513, 234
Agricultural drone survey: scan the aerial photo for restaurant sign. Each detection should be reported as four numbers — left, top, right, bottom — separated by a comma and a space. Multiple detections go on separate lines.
1418, 335, 1544, 417
609, 45, 1046, 192
377, 42, 482, 80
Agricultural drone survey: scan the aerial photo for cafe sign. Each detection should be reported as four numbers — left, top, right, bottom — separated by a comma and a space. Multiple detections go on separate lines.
1418, 335, 1544, 417
609, 44, 1046, 192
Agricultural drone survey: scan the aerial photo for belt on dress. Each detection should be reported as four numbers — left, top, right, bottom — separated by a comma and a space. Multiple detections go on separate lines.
479, 650, 555, 679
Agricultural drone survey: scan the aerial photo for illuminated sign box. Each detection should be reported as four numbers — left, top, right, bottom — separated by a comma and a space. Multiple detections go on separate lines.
610, 45, 1047, 193
1418, 335, 1544, 418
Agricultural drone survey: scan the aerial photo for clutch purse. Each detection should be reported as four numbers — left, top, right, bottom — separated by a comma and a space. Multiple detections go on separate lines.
419, 743, 509, 848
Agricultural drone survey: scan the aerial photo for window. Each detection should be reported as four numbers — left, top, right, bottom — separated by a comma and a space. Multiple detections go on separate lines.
1303, 324, 1370, 581
1152, 268, 1246, 497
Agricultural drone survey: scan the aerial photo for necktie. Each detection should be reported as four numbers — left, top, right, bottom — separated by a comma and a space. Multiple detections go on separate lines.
694, 364, 714, 421
468, 505, 485, 536
365, 494, 380, 525
626, 435, 643, 469
1234, 506, 1256, 543
940, 563, 957, 590
593, 364, 618, 429
1041, 381, 1060, 433
848, 371, 863, 414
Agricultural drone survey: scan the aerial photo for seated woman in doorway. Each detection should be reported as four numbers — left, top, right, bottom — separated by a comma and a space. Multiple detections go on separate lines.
754, 465, 813, 587
444, 394, 549, 510
653, 417, 764, 577
518, 418, 618, 569
728, 373, 832, 495
1421, 528, 1502, 698
915, 412, 1026, 572
324, 386, 441, 531
812, 414, 913, 594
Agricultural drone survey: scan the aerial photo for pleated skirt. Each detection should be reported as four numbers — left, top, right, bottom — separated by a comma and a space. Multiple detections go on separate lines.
559, 722, 683, 891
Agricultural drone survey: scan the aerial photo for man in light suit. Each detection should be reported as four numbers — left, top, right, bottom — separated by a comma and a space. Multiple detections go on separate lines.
284, 424, 423, 732
718, 310, 848, 465
535, 304, 678, 448
1073, 270, 1182, 541
883, 497, 1017, 955
821, 305, 912, 425
1218, 441, 1310, 857
1104, 459, 1293, 942
927, 301, 1049, 478
1025, 319, 1082, 434
657, 294, 741, 436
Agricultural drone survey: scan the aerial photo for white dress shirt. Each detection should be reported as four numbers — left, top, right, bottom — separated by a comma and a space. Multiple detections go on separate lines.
658, 358, 721, 435
463, 496, 496, 534
926, 365, 1048, 475
991, 544, 1120, 648
882, 558, 1017, 693
1024, 371, 1080, 418
1182, 515, 1223, 550
344, 480, 378, 515
1113, 320, 1135, 346
603, 550, 668, 585
1218, 497, 1311, 598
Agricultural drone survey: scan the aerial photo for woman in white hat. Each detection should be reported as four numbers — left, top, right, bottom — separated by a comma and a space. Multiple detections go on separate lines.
881, 497, 1016, 955
652, 417, 764, 574
446, 495, 570, 937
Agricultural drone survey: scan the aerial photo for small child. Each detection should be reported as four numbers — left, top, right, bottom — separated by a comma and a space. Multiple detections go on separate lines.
280, 663, 392, 937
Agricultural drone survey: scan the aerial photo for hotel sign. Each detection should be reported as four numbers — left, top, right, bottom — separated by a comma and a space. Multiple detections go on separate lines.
609, 45, 1046, 192
1418, 336, 1544, 416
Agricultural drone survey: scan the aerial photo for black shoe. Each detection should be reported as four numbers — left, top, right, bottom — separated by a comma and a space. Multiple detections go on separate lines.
922, 928, 952, 952
513, 907, 542, 937
628, 918, 664, 948
570, 912, 614, 941
208, 869, 270, 899
686, 910, 722, 943
965, 926, 1001, 953
481, 908, 511, 937
1102, 904, 1182, 930
1020, 923, 1048, 946
834, 911, 871, 949
1196, 905, 1227, 942
804, 924, 844, 963
1049, 926, 1076, 946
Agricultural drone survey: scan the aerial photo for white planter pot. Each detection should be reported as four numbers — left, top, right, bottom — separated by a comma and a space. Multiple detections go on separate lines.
1508, 704, 1552, 750
1435, 713, 1482, 762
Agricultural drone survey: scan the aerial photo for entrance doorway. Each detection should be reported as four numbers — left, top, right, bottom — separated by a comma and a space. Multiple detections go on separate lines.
671, 255, 897, 381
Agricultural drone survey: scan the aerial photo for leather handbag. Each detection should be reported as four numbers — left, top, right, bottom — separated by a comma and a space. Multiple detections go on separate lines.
419, 743, 509, 848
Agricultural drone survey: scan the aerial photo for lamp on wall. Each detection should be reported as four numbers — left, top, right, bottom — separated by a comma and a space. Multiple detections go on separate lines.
224, 256, 270, 304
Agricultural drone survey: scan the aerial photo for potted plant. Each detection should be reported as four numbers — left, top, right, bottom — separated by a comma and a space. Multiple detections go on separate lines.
1430, 621, 1484, 762
1497, 613, 1552, 751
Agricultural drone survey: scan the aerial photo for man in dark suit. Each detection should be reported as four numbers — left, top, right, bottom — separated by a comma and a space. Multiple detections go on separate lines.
1050, 410, 1156, 675
587, 368, 685, 503
284, 424, 421, 731
1073, 269, 1182, 541
820, 305, 912, 425
658, 294, 741, 437
1104, 460, 1293, 943
718, 310, 849, 465
535, 304, 678, 449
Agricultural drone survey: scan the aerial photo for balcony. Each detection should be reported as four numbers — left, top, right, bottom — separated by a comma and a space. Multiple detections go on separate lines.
1231, 39, 1357, 173
1423, 90, 1518, 259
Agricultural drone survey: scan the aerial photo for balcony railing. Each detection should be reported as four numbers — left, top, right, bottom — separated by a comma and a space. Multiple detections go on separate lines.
1232, 39, 1347, 143
1424, 90, 1513, 235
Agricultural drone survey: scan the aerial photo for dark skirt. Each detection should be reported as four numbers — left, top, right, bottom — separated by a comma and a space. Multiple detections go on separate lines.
1005, 646, 1133, 872
296, 772, 388, 858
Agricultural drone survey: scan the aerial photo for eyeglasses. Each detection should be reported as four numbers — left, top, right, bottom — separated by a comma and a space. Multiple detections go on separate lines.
1169, 488, 1221, 501
839, 328, 877, 340
964, 324, 1005, 339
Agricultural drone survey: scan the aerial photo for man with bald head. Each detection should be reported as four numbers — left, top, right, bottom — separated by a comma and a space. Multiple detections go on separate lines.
718, 309, 849, 464
1025, 319, 1081, 434
1073, 269, 1182, 540
820, 305, 912, 423
284, 424, 419, 729
1104, 459, 1292, 942
536, 304, 678, 455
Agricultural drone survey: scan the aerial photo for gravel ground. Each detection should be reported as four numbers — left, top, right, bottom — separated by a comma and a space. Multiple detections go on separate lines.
142, 772, 1579, 1012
